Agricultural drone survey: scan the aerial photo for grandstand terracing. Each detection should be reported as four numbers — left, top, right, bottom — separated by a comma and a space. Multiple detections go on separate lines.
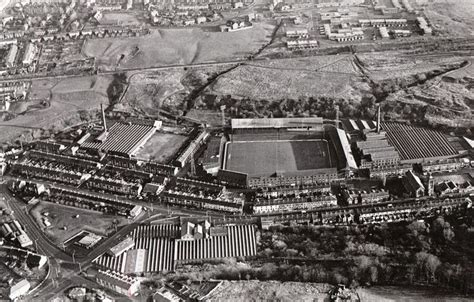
382, 122, 458, 162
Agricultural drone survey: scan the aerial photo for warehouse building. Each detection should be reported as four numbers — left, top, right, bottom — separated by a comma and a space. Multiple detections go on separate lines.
9, 279, 30, 301
94, 224, 179, 274
382, 122, 459, 164
108, 237, 135, 257
174, 224, 257, 264
5, 44, 18, 67
80, 118, 162, 157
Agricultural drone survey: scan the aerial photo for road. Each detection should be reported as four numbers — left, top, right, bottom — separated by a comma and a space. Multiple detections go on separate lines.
0, 185, 71, 299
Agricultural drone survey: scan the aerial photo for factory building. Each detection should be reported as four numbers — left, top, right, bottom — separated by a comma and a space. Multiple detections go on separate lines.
5, 44, 18, 67
22, 43, 37, 66
96, 270, 141, 297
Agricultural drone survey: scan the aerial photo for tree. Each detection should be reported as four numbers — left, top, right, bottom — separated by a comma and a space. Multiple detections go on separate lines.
369, 266, 378, 284
425, 254, 441, 282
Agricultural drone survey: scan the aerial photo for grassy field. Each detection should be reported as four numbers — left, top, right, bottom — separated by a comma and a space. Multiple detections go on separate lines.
100, 12, 142, 26
0, 76, 111, 144
135, 131, 188, 163
357, 51, 469, 81
357, 286, 473, 302
30, 201, 128, 245
423, 0, 474, 37
83, 24, 273, 70
210, 55, 368, 101
225, 139, 332, 177
383, 59, 473, 128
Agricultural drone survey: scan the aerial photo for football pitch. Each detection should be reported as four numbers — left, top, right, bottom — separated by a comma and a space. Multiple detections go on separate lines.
224, 139, 333, 177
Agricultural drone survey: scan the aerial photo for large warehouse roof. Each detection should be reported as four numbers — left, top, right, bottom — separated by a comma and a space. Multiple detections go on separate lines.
231, 117, 323, 129
81, 120, 159, 156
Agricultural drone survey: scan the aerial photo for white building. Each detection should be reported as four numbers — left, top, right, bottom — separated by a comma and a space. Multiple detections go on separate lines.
9, 279, 31, 300
17, 232, 33, 248
22, 43, 37, 66
6, 44, 18, 68
96, 270, 141, 297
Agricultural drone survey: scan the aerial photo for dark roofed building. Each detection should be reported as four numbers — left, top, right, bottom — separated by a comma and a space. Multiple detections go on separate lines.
403, 170, 425, 198
217, 169, 248, 188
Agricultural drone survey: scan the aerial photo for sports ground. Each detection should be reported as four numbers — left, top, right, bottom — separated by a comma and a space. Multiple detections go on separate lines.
224, 139, 333, 177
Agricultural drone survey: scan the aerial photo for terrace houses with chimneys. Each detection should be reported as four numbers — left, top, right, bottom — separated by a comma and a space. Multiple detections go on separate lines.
341, 188, 390, 205
253, 193, 337, 214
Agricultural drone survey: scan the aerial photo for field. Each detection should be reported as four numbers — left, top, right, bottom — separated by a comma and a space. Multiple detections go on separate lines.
100, 12, 141, 26
383, 58, 474, 128
118, 69, 185, 114
30, 201, 129, 245
83, 24, 274, 70
210, 55, 369, 101
0, 76, 111, 144
135, 132, 188, 162
207, 280, 331, 301
224, 139, 332, 177
120, 66, 228, 115
423, 0, 474, 37
357, 51, 470, 81
357, 286, 473, 302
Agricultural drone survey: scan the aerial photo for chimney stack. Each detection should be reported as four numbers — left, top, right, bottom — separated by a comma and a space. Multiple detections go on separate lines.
101, 104, 107, 132
376, 104, 381, 133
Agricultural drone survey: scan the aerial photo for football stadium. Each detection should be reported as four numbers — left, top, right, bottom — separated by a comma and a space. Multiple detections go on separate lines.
218, 118, 356, 188
225, 139, 333, 178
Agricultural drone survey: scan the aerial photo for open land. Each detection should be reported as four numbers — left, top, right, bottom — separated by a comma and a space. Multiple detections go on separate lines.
357, 52, 471, 81
357, 286, 473, 302
30, 201, 129, 245
135, 132, 188, 163
210, 55, 369, 101
225, 140, 332, 177
422, 0, 474, 37
118, 69, 185, 115
384, 59, 474, 128
83, 24, 274, 70
119, 66, 228, 115
0, 76, 111, 144
207, 280, 331, 301
100, 12, 142, 26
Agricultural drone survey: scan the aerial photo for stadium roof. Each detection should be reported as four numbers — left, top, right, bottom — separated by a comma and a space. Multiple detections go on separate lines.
231, 117, 323, 129
335, 129, 358, 169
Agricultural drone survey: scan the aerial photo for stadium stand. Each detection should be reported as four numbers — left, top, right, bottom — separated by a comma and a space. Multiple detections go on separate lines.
231, 117, 323, 130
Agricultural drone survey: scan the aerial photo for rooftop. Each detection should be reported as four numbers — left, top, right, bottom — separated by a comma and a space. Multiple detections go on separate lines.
231, 117, 323, 129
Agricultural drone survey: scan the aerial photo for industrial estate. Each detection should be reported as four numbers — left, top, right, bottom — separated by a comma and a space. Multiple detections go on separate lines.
0, 0, 472, 300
